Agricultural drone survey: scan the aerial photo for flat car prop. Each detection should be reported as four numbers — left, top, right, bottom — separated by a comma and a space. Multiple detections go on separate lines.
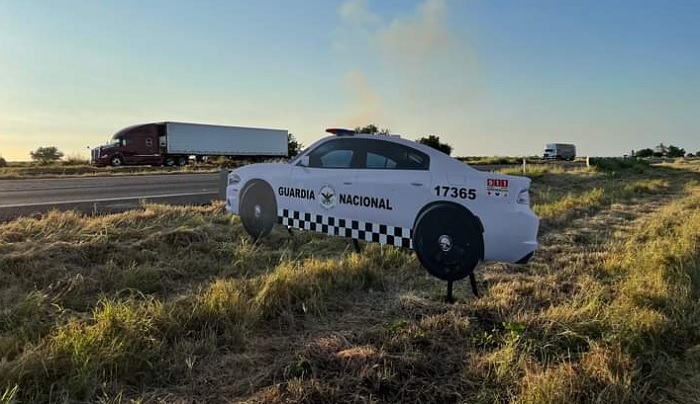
225, 128, 539, 298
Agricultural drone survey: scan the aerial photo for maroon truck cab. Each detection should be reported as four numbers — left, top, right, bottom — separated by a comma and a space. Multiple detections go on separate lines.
91, 123, 188, 167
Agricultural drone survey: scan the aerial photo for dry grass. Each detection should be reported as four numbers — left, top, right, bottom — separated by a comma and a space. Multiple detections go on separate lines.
1, 163, 700, 403
0, 164, 219, 180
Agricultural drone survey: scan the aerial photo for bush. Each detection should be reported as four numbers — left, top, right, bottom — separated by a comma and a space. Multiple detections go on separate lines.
30, 146, 64, 164
588, 157, 650, 173
418, 135, 453, 156
288, 133, 303, 157
0, 155, 6, 167
63, 154, 89, 166
635, 148, 654, 158
355, 124, 390, 135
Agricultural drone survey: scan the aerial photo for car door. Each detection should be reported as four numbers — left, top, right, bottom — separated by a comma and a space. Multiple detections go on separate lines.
284, 138, 361, 233
354, 139, 432, 231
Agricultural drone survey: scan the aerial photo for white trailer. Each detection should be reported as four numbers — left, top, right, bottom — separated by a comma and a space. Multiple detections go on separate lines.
165, 122, 288, 156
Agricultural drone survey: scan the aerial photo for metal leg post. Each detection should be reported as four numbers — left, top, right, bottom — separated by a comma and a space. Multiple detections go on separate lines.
469, 273, 479, 297
445, 281, 454, 303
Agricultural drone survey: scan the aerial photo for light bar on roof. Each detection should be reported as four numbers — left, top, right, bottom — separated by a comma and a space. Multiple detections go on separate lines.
325, 128, 356, 136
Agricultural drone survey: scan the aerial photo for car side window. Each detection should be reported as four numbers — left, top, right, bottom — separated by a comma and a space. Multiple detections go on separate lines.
367, 152, 397, 169
361, 139, 429, 170
321, 150, 353, 168
403, 150, 428, 170
308, 139, 358, 168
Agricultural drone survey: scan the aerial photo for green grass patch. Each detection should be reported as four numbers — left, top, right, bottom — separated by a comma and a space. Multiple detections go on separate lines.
588, 157, 651, 173
533, 188, 605, 220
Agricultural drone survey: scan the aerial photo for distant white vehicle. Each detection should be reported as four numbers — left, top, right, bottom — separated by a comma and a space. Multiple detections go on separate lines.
225, 128, 540, 281
543, 143, 576, 161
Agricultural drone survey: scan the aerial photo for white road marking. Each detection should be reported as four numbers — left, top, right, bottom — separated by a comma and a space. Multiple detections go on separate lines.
0, 191, 217, 208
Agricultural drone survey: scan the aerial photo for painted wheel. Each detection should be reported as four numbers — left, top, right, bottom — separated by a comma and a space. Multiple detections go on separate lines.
110, 155, 123, 167
240, 181, 277, 240
412, 203, 483, 281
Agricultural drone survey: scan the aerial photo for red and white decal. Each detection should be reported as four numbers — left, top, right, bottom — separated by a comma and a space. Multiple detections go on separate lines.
487, 178, 509, 197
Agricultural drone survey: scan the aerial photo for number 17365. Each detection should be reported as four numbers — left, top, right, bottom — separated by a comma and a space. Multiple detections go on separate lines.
434, 186, 476, 200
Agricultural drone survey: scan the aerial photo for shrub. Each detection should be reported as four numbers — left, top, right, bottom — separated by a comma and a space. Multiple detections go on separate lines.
418, 135, 453, 155
588, 157, 650, 173
30, 146, 64, 164
0, 155, 6, 167
63, 154, 89, 166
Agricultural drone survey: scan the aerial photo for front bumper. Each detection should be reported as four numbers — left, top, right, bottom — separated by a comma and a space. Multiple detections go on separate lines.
93, 157, 109, 167
225, 184, 241, 215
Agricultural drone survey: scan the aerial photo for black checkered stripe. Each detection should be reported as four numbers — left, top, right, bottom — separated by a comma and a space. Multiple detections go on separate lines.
278, 209, 413, 249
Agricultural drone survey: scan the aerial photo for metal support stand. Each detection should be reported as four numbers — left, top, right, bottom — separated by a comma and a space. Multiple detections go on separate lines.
445, 281, 454, 303
352, 239, 361, 253
469, 273, 479, 297
444, 274, 479, 303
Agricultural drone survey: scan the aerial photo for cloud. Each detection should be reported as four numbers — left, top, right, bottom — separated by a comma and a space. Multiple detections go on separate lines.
379, 0, 450, 63
333, 0, 479, 129
338, 0, 379, 26
332, 0, 380, 59
342, 69, 385, 126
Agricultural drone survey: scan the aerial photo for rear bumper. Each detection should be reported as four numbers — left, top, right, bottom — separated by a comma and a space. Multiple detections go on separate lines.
481, 207, 539, 263
516, 251, 535, 264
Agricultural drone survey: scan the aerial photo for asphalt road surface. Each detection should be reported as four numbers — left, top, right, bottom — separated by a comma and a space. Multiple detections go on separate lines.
0, 173, 224, 221
0, 161, 586, 221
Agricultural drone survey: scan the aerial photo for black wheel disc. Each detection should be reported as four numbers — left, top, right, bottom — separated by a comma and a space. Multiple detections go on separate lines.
413, 204, 483, 281
240, 182, 276, 239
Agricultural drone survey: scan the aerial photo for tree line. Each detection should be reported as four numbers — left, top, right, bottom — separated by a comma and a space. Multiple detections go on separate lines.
351, 124, 453, 155
285, 124, 453, 157
288, 124, 453, 157
633, 143, 698, 158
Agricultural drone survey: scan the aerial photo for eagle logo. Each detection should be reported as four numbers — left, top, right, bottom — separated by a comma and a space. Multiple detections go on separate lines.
319, 185, 336, 209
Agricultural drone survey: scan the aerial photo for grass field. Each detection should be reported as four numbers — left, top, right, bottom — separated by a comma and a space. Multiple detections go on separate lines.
1, 160, 700, 403
0, 163, 220, 180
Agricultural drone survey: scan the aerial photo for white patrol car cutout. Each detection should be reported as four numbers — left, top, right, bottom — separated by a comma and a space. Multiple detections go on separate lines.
225, 128, 540, 282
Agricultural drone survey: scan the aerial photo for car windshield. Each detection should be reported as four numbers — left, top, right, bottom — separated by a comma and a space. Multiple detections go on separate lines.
109, 136, 121, 146
289, 145, 312, 164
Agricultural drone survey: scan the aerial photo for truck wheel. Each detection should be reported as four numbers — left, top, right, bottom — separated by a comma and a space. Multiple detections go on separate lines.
412, 203, 483, 282
164, 157, 175, 167
110, 155, 123, 167
240, 181, 277, 240
177, 156, 188, 166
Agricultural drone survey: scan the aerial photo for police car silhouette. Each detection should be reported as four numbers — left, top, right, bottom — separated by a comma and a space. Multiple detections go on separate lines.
225, 128, 539, 282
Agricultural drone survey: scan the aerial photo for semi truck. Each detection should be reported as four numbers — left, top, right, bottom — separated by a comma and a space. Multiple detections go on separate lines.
91, 122, 288, 167
543, 143, 576, 161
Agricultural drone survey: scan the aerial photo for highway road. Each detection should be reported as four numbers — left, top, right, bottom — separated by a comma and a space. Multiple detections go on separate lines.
0, 173, 223, 221
0, 161, 586, 221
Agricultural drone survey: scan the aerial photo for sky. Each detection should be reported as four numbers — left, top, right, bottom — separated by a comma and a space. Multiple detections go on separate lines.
0, 0, 698, 160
